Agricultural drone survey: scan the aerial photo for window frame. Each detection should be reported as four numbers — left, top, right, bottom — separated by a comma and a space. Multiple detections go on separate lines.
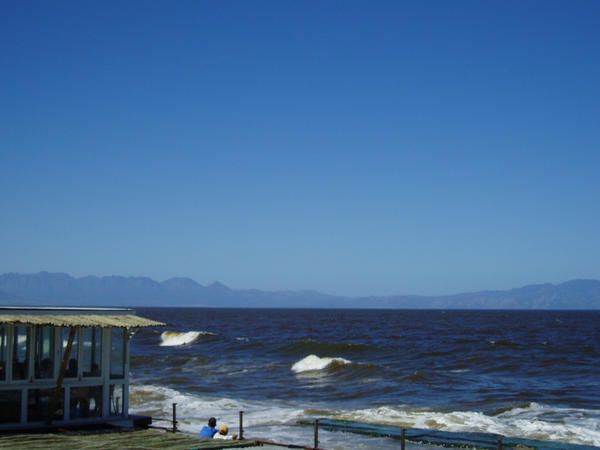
0, 325, 7, 383
80, 327, 103, 379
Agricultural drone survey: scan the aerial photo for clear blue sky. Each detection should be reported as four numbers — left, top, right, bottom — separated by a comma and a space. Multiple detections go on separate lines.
1, 1, 599, 296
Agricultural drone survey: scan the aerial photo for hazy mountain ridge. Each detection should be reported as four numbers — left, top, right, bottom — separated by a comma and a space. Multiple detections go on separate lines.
0, 272, 599, 309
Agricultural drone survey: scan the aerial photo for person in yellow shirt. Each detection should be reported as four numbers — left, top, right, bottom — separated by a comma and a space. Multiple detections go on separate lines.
213, 425, 238, 440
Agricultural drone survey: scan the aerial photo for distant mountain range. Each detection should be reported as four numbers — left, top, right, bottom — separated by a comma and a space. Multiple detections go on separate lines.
0, 272, 599, 309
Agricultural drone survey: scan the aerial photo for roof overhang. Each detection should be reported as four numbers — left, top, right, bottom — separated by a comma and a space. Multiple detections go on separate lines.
0, 314, 165, 328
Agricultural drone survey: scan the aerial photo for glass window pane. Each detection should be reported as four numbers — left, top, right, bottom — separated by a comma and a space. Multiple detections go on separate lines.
62, 328, 79, 378
110, 328, 125, 379
70, 386, 103, 419
109, 384, 124, 416
12, 325, 30, 380
0, 390, 21, 423
35, 326, 55, 379
28, 388, 64, 422
0, 326, 7, 381
81, 328, 102, 377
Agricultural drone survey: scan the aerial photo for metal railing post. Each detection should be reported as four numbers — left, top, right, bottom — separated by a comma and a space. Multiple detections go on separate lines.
497, 436, 503, 450
172, 403, 178, 432
239, 410, 244, 439
401, 428, 406, 450
314, 419, 320, 449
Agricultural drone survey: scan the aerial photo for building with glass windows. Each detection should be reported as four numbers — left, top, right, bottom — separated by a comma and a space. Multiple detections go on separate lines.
0, 306, 164, 430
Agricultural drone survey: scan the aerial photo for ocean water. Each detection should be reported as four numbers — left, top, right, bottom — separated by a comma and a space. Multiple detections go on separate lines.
128, 308, 600, 449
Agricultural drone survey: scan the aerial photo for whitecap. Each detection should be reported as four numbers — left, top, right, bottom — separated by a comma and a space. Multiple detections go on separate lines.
291, 354, 351, 373
159, 330, 215, 346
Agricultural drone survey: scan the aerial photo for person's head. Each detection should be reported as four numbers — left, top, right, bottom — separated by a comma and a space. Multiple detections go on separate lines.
208, 417, 217, 427
219, 425, 229, 435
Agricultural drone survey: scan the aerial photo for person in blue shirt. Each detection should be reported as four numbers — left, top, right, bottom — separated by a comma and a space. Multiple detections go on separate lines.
199, 417, 218, 438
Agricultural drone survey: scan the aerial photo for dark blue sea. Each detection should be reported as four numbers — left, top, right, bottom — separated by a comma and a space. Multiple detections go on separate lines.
128, 308, 600, 449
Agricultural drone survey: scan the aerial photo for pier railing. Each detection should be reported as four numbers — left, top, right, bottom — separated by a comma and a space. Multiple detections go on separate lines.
299, 418, 599, 450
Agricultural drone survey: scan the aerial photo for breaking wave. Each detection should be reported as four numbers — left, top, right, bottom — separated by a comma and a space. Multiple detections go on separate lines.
340, 402, 600, 447
291, 355, 352, 373
129, 384, 305, 439
160, 330, 216, 346
129, 384, 600, 448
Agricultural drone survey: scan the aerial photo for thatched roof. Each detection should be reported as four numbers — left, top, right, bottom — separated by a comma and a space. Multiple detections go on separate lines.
0, 314, 164, 328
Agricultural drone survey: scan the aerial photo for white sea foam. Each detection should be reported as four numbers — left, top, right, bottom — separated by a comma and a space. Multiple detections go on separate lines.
340, 403, 600, 447
159, 331, 215, 346
129, 385, 408, 450
291, 354, 351, 373
129, 384, 305, 435
129, 384, 600, 449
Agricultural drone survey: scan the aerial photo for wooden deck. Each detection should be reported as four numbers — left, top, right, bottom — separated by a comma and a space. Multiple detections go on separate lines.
0, 428, 260, 449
